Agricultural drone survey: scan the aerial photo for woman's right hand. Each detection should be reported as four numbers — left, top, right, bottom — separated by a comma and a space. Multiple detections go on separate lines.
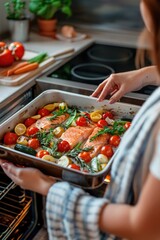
91, 66, 158, 103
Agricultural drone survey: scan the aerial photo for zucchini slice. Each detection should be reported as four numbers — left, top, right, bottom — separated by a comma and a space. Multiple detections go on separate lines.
14, 144, 37, 156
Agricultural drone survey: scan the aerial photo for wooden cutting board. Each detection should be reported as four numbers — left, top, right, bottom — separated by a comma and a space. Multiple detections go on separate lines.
0, 51, 55, 86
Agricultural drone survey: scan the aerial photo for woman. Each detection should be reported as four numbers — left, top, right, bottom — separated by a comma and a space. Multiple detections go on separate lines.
0, 0, 160, 239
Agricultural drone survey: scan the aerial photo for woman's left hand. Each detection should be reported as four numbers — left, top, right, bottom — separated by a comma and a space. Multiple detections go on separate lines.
0, 159, 56, 196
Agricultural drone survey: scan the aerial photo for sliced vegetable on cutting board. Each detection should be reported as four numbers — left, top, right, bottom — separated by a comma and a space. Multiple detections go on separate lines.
1, 52, 48, 76
0, 47, 74, 86
13, 62, 39, 75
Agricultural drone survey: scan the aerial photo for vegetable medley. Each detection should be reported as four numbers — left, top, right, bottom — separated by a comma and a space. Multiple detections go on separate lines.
3, 102, 131, 173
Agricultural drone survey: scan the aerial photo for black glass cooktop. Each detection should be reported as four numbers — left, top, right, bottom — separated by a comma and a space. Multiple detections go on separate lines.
48, 43, 156, 95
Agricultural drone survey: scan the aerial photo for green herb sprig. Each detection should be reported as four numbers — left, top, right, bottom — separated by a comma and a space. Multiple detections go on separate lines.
90, 120, 129, 142
67, 143, 93, 173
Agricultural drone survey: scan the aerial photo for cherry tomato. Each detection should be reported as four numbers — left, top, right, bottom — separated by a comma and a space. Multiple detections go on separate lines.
24, 117, 37, 127
79, 151, 92, 163
109, 135, 121, 147
97, 119, 108, 128
100, 145, 114, 158
3, 132, 18, 145
83, 112, 90, 119
57, 140, 71, 152
9, 42, 25, 60
76, 116, 88, 126
0, 49, 14, 67
28, 138, 40, 149
68, 164, 80, 171
38, 108, 50, 117
36, 150, 50, 158
124, 122, 131, 129
26, 126, 39, 136
102, 111, 114, 120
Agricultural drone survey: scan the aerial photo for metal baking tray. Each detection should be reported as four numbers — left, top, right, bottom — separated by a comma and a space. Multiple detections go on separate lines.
0, 90, 140, 189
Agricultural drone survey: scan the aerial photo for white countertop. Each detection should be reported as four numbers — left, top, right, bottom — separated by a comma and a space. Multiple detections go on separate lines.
0, 29, 140, 109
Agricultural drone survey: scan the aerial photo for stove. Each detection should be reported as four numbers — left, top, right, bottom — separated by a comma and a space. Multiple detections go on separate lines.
36, 43, 157, 104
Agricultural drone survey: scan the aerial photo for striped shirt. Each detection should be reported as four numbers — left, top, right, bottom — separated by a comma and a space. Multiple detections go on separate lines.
46, 87, 160, 240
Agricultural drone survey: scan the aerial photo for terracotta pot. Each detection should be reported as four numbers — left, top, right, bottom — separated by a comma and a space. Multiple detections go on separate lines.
37, 18, 57, 38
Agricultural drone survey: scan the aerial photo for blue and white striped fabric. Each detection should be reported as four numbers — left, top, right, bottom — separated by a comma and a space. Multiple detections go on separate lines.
46, 87, 160, 240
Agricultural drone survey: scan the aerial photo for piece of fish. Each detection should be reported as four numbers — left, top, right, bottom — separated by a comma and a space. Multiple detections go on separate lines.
28, 113, 69, 131
60, 125, 94, 149
82, 127, 110, 158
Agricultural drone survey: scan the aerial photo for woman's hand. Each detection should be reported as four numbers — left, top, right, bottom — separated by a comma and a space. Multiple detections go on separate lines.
91, 66, 159, 103
0, 159, 55, 196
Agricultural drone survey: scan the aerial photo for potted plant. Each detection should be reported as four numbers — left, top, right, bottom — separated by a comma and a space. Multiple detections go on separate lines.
29, 0, 72, 37
5, 0, 30, 42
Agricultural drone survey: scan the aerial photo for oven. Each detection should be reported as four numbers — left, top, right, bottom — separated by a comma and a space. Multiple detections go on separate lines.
0, 167, 43, 240
36, 42, 157, 106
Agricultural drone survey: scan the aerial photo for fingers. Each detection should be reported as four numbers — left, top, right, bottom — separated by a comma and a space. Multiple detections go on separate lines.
96, 79, 118, 102
91, 80, 107, 98
0, 162, 22, 185
109, 88, 125, 104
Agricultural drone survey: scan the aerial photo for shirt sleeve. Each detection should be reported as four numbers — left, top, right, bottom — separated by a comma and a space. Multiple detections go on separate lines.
150, 129, 160, 180
46, 182, 108, 240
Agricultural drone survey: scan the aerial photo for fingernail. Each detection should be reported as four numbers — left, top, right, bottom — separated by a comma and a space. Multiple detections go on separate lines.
1, 163, 8, 169
109, 99, 114, 104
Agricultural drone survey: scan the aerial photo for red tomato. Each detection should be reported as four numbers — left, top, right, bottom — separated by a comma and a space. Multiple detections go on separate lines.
3, 132, 18, 145
26, 126, 39, 136
83, 112, 90, 119
68, 164, 80, 171
24, 117, 36, 127
0, 49, 14, 67
57, 140, 71, 152
79, 151, 92, 163
102, 111, 114, 120
100, 145, 114, 158
124, 122, 131, 129
38, 108, 50, 117
28, 138, 40, 149
36, 150, 50, 158
76, 116, 88, 126
97, 119, 108, 128
9, 42, 25, 60
109, 135, 121, 147
0, 42, 7, 49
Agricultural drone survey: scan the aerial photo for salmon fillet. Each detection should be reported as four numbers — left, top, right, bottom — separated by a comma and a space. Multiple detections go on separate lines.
29, 113, 69, 130
60, 125, 94, 149
82, 127, 110, 158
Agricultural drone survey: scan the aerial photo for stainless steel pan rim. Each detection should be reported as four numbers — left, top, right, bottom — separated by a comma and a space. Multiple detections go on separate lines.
0, 90, 140, 189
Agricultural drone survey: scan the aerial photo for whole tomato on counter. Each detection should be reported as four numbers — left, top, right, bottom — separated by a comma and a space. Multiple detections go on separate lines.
0, 42, 7, 49
9, 41, 25, 60
0, 42, 14, 67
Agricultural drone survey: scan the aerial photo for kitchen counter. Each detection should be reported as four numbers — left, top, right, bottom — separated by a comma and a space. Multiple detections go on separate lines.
0, 31, 93, 109
0, 29, 141, 109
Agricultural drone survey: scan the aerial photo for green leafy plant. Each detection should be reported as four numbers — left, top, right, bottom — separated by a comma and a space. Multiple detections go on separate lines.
29, 0, 72, 20
5, 0, 27, 20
